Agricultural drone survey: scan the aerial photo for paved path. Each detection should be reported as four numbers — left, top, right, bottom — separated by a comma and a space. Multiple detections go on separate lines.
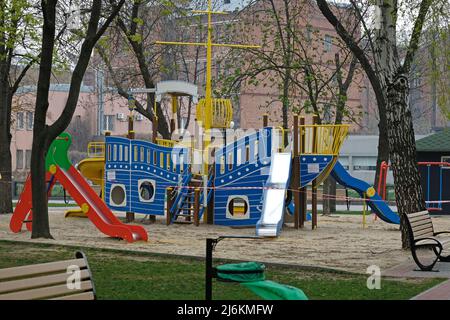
385, 260, 450, 300
385, 260, 450, 279
411, 279, 450, 300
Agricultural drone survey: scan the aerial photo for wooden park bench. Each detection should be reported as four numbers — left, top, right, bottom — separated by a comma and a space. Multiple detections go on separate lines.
0, 251, 96, 300
404, 210, 450, 271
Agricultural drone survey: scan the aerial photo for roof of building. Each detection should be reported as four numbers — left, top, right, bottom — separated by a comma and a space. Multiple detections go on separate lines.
416, 129, 450, 152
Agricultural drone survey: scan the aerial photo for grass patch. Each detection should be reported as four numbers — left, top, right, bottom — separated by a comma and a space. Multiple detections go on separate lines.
13, 202, 78, 208
0, 240, 443, 300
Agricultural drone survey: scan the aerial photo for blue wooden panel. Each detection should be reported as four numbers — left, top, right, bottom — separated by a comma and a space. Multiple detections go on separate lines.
105, 137, 132, 212
213, 128, 273, 226
104, 136, 190, 215
299, 155, 334, 187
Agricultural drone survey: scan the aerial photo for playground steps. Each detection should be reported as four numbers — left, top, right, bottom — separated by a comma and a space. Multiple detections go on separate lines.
171, 183, 197, 224
170, 169, 213, 225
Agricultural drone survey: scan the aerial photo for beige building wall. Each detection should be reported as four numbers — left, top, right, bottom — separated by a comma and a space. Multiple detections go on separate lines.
10, 86, 157, 181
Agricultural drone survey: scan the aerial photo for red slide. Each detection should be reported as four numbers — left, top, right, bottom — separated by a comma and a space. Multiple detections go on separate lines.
10, 166, 148, 243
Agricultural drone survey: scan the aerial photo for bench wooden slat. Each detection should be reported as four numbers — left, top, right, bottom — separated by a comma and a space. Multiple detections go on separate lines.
409, 215, 431, 224
413, 227, 434, 238
410, 217, 432, 225
412, 226, 434, 237
0, 280, 92, 300
0, 269, 91, 294
409, 214, 431, 222
50, 291, 95, 300
0, 258, 86, 281
411, 221, 433, 232
407, 211, 430, 218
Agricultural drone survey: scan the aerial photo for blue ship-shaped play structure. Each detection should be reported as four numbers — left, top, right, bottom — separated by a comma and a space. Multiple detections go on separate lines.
103, 125, 393, 229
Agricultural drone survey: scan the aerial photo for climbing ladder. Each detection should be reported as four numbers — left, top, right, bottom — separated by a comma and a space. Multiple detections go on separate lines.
168, 166, 214, 225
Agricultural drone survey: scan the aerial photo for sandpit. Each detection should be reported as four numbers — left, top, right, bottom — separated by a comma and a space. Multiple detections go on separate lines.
2, 210, 450, 274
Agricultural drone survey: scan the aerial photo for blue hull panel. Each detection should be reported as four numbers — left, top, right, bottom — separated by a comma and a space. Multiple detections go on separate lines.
300, 155, 334, 187
104, 136, 189, 216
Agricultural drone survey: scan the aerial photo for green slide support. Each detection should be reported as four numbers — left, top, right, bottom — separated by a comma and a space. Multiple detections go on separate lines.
45, 132, 73, 172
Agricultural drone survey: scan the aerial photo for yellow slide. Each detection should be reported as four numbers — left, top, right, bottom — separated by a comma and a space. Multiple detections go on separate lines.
65, 157, 105, 218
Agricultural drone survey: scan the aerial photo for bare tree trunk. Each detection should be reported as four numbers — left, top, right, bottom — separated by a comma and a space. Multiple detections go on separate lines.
30, 0, 57, 239
31, 133, 52, 238
322, 176, 336, 215
0, 78, 13, 214
31, 0, 124, 238
386, 74, 426, 248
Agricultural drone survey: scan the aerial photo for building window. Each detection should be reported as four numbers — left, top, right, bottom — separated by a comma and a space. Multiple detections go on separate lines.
17, 112, 24, 130
103, 115, 115, 131
305, 26, 313, 42
338, 156, 350, 170
323, 104, 332, 123
353, 165, 377, 171
25, 150, 31, 169
26, 112, 34, 130
324, 35, 332, 52
16, 150, 24, 170
224, 0, 230, 4
353, 156, 377, 171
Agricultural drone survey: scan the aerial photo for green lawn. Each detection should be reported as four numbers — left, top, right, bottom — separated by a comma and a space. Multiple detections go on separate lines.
13, 202, 78, 208
0, 240, 443, 300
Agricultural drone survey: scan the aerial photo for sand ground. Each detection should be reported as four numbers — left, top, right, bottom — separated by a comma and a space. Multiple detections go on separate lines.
2, 210, 450, 274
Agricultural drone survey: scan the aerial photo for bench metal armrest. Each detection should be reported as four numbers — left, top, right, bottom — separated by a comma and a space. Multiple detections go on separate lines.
413, 237, 443, 250
434, 231, 450, 237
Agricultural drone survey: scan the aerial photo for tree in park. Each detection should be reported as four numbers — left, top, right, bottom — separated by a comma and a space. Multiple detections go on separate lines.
31, 0, 125, 239
315, 0, 448, 247
95, 0, 206, 138
0, 0, 41, 214
216, 0, 362, 133
97, 0, 182, 139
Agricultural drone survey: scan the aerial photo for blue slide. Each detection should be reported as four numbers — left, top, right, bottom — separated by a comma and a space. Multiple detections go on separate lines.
331, 161, 400, 224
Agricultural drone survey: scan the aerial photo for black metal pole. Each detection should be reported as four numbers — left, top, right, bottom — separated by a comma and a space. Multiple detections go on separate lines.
205, 238, 214, 300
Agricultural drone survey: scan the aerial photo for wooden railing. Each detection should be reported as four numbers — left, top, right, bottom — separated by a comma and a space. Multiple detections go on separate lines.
296, 124, 349, 156
196, 98, 233, 129
87, 142, 105, 158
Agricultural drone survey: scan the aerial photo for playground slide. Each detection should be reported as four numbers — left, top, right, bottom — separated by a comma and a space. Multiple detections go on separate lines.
331, 161, 400, 224
55, 165, 147, 242
11, 166, 147, 242
65, 158, 105, 218
256, 153, 292, 237
10, 133, 148, 243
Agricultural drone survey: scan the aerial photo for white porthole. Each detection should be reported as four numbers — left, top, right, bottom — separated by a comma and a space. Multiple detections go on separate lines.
110, 184, 127, 207
138, 179, 156, 203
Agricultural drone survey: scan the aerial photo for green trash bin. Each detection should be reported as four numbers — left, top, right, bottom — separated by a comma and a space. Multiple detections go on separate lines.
216, 262, 266, 282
